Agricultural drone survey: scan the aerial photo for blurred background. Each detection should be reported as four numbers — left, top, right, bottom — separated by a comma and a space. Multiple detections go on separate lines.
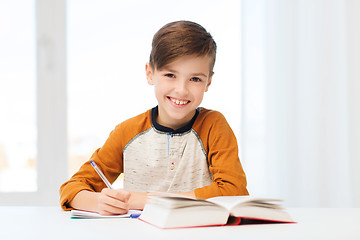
0, 0, 359, 207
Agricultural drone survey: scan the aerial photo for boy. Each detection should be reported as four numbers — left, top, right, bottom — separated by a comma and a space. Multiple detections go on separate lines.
59, 20, 248, 215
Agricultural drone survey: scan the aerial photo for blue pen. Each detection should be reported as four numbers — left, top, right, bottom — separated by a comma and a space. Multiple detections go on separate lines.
90, 160, 113, 189
130, 213, 141, 218
91, 160, 139, 218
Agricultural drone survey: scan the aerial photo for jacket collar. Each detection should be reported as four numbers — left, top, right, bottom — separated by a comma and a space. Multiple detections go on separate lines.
151, 106, 199, 134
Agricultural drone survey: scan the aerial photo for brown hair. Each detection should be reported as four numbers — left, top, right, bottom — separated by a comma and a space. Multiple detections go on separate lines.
149, 21, 217, 73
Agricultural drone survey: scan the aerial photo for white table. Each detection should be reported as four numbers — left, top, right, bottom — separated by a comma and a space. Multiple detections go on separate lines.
0, 207, 359, 240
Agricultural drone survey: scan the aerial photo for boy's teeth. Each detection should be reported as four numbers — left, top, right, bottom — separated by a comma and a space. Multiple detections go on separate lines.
171, 98, 188, 105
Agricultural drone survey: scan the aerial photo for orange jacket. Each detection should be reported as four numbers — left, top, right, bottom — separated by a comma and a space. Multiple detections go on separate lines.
59, 107, 248, 210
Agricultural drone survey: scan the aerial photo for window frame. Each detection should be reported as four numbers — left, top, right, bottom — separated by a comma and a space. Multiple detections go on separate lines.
0, 0, 67, 205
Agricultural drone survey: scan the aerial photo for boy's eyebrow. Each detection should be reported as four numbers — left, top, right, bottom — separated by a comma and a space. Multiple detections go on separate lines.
193, 72, 208, 78
163, 68, 208, 78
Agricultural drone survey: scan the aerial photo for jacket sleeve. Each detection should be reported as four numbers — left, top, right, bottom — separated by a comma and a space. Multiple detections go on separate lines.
194, 111, 249, 199
59, 124, 124, 210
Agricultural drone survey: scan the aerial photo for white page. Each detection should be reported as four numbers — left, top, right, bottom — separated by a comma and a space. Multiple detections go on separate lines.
207, 196, 282, 211
71, 209, 142, 219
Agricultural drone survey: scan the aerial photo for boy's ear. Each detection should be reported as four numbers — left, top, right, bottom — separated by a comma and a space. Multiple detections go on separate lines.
204, 72, 214, 92
145, 63, 154, 85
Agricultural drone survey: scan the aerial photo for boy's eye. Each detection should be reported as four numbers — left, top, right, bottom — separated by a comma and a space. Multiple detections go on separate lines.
165, 73, 175, 78
191, 77, 202, 82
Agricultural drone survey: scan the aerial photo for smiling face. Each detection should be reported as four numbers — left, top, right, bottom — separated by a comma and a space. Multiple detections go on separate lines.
146, 55, 213, 130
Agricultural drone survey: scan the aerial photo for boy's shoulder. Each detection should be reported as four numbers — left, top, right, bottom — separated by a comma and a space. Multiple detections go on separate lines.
195, 107, 229, 130
193, 107, 231, 137
197, 107, 225, 121
108, 109, 152, 148
116, 108, 152, 131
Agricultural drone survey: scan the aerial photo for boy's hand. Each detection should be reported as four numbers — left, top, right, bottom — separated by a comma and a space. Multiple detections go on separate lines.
96, 188, 131, 215
128, 191, 148, 210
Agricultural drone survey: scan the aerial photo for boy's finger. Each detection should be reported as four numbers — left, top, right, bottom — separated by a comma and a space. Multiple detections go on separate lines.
101, 188, 131, 202
98, 202, 129, 215
98, 193, 129, 213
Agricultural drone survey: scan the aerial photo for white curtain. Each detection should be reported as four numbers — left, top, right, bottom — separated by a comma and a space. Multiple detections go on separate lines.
241, 0, 360, 207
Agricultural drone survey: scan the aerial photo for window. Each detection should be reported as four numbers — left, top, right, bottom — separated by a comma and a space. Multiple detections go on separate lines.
0, 0, 67, 205
0, 1, 37, 192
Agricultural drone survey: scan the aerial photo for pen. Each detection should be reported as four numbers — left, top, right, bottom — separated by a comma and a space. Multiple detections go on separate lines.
90, 160, 113, 189
130, 213, 141, 218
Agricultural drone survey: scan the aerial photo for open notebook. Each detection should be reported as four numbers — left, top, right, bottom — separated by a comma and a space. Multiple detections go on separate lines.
70, 209, 142, 219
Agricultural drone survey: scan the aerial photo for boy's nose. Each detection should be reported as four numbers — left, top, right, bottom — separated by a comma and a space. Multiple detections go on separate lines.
175, 80, 188, 95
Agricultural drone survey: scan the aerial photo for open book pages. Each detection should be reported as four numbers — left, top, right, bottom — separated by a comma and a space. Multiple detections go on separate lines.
139, 195, 294, 229
207, 196, 291, 222
148, 195, 283, 210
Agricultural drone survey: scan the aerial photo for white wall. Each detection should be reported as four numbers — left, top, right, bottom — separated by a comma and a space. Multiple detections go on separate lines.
241, 0, 360, 207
